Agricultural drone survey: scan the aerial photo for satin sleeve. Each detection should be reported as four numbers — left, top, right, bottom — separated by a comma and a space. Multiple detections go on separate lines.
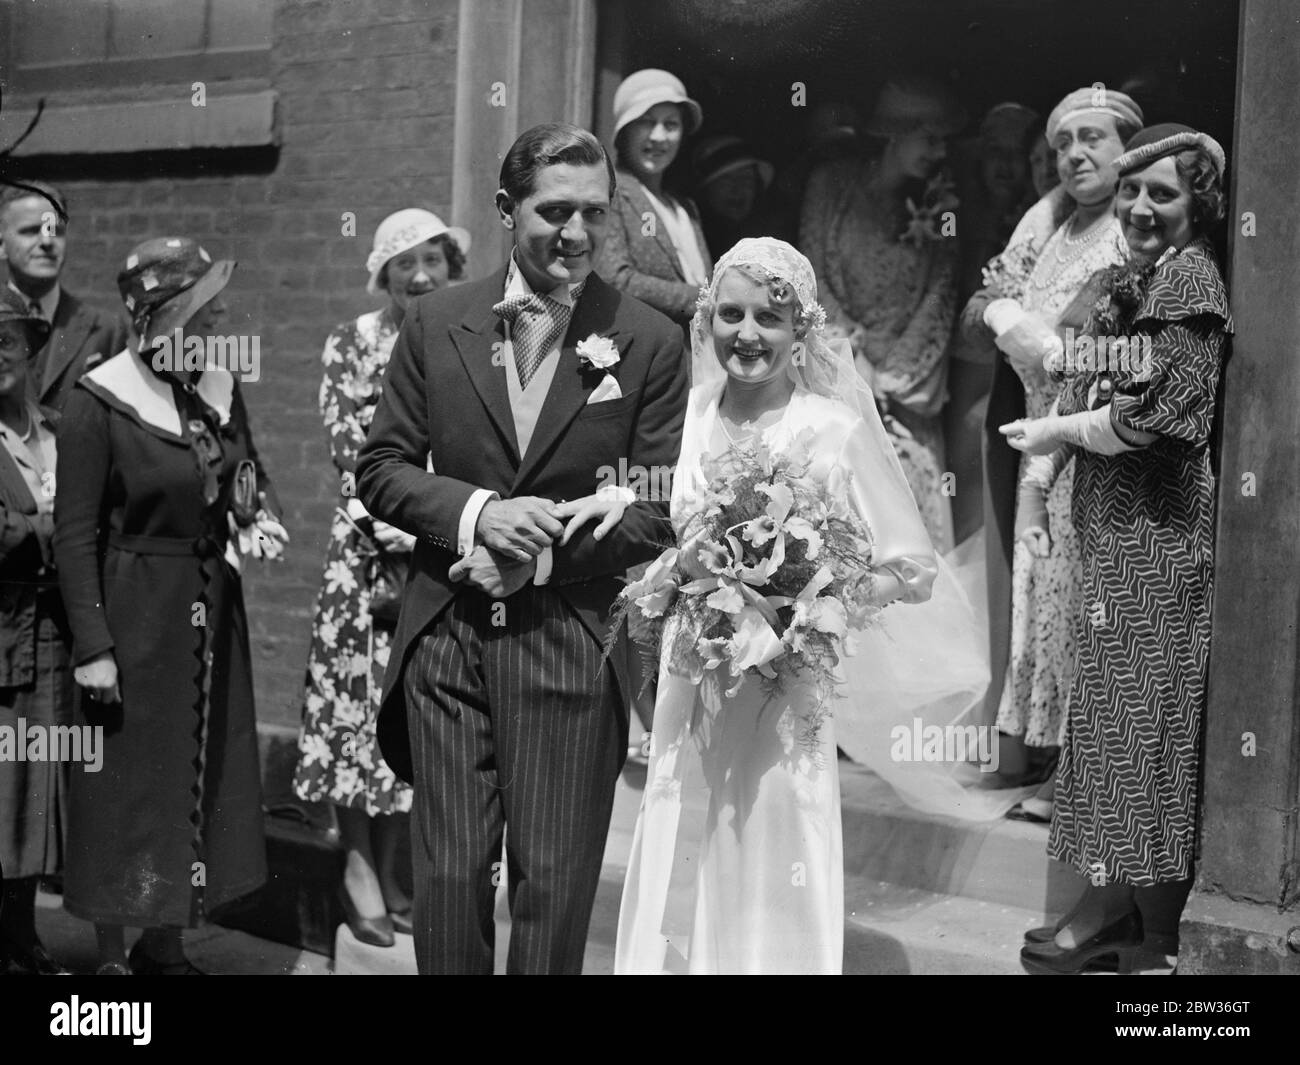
835, 400, 937, 605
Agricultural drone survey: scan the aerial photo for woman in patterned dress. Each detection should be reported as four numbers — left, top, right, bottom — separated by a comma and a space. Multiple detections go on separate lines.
977, 88, 1143, 815
293, 209, 469, 946
800, 76, 965, 553
1003, 125, 1231, 974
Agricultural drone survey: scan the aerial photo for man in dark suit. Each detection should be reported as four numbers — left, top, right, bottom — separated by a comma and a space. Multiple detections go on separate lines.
0, 181, 129, 413
357, 123, 689, 974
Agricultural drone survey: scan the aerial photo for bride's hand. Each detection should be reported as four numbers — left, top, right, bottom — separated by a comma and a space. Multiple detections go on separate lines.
554, 485, 636, 546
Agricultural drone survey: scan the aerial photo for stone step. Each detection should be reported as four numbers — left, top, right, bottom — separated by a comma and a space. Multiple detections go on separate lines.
843, 876, 1036, 974
840, 763, 1081, 915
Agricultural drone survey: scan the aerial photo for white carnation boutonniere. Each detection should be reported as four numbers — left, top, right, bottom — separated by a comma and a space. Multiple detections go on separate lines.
576, 333, 620, 371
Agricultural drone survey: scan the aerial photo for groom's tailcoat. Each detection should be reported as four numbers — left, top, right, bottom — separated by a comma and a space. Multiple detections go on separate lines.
356, 265, 686, 971
358, 266, 687, 777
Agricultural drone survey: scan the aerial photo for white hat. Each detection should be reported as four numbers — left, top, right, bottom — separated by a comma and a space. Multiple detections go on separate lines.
612, 68, 702, 139
366, 209, 471, 295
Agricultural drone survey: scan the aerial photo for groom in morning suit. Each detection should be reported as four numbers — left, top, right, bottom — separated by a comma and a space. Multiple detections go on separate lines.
357, 123, 689, 974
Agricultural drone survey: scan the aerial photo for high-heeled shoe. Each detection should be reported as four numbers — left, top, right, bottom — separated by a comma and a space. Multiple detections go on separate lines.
337, 885, 395, 947
1020, 912, 1142, 974
1024, 922, 1060, 944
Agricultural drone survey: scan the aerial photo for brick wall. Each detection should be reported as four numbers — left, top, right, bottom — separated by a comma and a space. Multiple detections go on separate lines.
43, 0, 460, 734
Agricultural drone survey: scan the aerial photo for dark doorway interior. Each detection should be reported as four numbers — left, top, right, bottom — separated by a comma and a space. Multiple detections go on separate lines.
598, 0, 1239, 197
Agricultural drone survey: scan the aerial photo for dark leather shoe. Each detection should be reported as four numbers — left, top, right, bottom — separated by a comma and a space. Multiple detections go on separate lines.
1024, 923, 1058, 944
388, 907, 414, 936
338, 886, 395, 947
95, 961, 132, 975
1021, 912, 1142, 974
128, 942, 204, 975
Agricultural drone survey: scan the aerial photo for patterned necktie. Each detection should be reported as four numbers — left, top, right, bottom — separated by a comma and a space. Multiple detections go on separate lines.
493, 292, 571, 389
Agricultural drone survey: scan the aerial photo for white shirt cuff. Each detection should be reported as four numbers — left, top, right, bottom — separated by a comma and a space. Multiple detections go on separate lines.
345, 496, 369, 522
533, 545, 553, 585
457, 489, 498, 556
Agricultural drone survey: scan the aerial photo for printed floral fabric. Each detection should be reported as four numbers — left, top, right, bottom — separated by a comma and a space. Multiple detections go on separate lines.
293, 308, 412, 816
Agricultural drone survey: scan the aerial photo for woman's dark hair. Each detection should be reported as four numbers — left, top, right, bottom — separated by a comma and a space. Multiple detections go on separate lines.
1174, 146, 1227, 231
376, 232, 466, 292
498, 122, 615, 203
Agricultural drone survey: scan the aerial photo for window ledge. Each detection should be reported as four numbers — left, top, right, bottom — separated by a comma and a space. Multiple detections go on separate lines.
6, 89, 278, 156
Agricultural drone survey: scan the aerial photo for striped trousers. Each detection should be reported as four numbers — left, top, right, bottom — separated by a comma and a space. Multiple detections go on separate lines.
403, 585, 622, 974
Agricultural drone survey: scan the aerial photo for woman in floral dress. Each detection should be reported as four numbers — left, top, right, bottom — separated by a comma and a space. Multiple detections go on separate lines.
294, 209, 469, 945
800, 77, 965, 553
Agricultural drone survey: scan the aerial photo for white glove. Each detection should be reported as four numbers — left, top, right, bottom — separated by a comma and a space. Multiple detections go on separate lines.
986, 300, 1063, 377
227, 509, 289, 562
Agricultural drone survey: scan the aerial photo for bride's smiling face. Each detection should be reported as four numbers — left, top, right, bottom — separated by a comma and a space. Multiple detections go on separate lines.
711, 268, 798, 387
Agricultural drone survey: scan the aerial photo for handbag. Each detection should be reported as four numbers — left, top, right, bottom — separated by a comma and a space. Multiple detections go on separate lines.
367, 548, 410, 628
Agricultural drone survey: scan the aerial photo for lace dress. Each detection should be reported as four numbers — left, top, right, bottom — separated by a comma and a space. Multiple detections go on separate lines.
800, 159, 958, 553
994, 217, 1127, 748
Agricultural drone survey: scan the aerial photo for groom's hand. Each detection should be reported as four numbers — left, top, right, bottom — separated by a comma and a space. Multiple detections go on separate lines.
476, 497, 564, 560
448, 546, 536, 598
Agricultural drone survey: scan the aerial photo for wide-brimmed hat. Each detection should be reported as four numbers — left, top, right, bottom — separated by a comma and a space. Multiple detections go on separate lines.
118, 237, 235, 342
693, 135, 774, 190
366, 209, 471, 296
612, 68, 703, 138
862, 76, 966, 138
0, 288, 51, 354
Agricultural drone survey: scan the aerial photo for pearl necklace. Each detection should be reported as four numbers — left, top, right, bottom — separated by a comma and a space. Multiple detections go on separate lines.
1026, 214, 1113, 299
1054, 212, 1109, 265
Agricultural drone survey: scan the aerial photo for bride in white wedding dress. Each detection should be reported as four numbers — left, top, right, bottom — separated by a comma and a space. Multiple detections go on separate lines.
611, 239, 997, 975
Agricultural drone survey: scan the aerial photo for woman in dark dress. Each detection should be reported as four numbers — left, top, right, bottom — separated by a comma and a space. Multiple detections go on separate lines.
1001, 125, 1231, 974
54, 237, 287, 974
0, 293, 69, 975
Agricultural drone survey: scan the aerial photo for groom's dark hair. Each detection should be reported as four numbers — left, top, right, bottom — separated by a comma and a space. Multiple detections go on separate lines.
498, 123, 616, 203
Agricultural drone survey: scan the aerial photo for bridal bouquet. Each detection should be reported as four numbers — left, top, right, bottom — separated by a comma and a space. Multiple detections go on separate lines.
608, 428, 879, 746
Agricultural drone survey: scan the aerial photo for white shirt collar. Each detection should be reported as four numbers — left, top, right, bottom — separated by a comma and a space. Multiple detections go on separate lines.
7, 280, 60, 322
503, 253, 584, 308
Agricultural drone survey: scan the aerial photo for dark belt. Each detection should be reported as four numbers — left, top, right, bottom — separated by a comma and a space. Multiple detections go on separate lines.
108, 531, 223, 558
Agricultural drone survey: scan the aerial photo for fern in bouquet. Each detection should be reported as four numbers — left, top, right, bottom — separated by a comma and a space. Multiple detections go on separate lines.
605, 426, 881, 748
